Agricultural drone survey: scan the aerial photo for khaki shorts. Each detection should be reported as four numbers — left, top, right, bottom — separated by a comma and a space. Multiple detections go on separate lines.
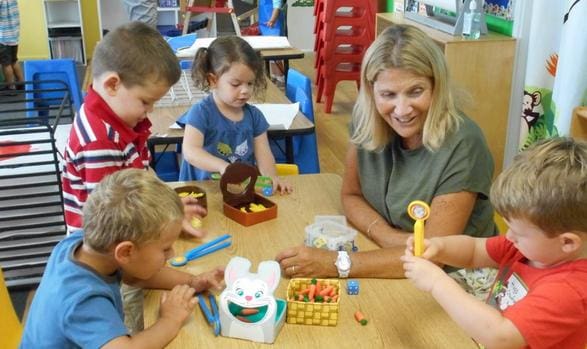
120, 283, 145, 335
448, 267, 498, 301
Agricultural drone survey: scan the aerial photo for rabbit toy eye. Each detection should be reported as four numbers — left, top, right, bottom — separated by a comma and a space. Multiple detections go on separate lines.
255, 291, 263, 298
236, 288, 244, 296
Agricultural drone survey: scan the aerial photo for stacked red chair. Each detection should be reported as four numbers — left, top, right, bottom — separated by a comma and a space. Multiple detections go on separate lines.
314, 0, 376, 113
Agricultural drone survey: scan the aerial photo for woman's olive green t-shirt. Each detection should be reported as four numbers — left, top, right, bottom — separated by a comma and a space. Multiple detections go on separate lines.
356, 116, 498, 239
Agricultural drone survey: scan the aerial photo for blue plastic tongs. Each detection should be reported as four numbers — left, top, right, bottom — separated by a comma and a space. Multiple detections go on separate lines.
197, 293, 221, 336
169, 234, 232, 267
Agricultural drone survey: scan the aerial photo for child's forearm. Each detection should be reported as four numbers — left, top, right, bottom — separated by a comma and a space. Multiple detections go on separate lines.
126, 267, 193, 290
184, 147, 229, 174
269, 9, 280, 23
432, 235, 487, 268
108, 318, 181, 349
431, 275, 525, 348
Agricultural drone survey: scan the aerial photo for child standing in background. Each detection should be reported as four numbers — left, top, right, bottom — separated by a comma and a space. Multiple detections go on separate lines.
402, 137, 587, 349
179, 35, 292, 194
259, 0, 286, 85
0, 0, 24, 92
20, 169, 224, 349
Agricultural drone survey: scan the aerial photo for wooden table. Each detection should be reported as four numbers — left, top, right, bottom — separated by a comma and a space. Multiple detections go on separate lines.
148, 79, 315, 165
144, 174, 477, 348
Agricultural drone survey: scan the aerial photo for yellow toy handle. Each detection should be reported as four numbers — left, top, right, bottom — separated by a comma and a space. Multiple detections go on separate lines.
407, 200, 431, 257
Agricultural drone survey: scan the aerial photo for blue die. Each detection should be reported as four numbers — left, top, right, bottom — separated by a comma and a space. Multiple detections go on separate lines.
347, 279, 359, 295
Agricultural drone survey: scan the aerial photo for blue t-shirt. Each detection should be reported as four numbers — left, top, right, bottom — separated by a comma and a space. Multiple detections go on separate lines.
179, 94, 269, 181
20, 231, 128, 349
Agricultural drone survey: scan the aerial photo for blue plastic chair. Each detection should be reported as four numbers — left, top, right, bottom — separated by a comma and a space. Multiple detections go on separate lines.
153, 151, 180, 182
271, 69, 320, 174
24, 59, 83, 118
166, 33, 197, 55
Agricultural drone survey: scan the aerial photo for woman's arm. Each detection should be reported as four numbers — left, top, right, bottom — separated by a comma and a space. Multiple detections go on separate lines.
182, 125, 230, 174
342, 145, 411, 248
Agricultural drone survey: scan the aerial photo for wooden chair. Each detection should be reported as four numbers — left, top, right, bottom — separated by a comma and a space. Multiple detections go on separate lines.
0, 268, 22, 349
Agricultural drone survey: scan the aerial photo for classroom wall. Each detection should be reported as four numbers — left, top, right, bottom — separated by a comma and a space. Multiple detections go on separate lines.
18, 0, 50, 60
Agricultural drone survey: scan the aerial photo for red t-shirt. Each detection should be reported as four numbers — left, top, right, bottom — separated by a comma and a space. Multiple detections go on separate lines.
61, 87, 151, 230
486, 236, 587, 349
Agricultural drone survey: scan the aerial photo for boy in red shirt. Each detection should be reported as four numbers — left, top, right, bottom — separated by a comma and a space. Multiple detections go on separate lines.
403, 137, 587, 349
62, 21, 205, 238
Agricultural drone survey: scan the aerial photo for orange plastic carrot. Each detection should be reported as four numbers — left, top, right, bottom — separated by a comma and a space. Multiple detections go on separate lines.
308, 284, 317, 301
239, 308, 259, 315
354, 310, 368, 325
319, 285, 334, 296
297, 288, 310, 296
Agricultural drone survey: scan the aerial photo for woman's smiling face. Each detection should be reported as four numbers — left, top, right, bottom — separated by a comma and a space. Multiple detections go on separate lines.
373, 68, 433, 150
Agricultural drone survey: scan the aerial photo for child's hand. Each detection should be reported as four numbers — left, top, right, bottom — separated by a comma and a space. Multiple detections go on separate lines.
181, 197, 207, 238
401, 254, 447, 293
405, 236, 441, 260
189, 266, 225, 293
159, 284, 197, 328
272, 176, 293, 195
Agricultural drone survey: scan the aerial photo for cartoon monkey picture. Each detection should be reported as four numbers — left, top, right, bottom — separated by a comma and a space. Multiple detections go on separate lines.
521, 90, 543, 128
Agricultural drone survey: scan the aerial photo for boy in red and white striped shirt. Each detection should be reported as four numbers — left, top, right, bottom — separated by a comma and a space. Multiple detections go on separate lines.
62, 22, 206, 237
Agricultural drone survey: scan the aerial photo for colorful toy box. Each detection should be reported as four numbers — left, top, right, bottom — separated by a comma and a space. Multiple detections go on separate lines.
220, 163, 277, 226
286, 278, 340, 326
218, 257, 286, 343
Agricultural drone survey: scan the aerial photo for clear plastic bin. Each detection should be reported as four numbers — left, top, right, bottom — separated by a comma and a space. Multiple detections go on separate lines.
304, 218, 357, 252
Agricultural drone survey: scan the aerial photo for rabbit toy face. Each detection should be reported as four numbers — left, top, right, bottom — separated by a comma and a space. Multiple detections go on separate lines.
219, 256, 284, 343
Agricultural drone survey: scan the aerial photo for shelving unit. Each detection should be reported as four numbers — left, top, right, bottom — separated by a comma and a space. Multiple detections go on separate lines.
43, 0, 86, 64
157, 5, 182, 35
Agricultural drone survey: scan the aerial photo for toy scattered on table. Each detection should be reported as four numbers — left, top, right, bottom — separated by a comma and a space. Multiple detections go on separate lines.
407, 200, 431, 257
305, 215, 358, 253
218, 256, 286, 344
255, 175, 273, 196
354, 310, 368, 326
286, 278, 341, 326
346, 279, 359, 295
220, 163, 277, 226
197, 293, 221, 336
169, 234, 231, 267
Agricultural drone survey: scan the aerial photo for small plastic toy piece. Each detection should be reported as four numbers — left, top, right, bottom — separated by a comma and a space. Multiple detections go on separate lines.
255, 176, 273, 196
347, 279, 359, 295
354, 310, 368, 325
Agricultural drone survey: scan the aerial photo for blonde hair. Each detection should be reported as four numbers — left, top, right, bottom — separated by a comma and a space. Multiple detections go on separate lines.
83, 169, 184, 252
491, 137, 587, 237
351, 24, 461, 152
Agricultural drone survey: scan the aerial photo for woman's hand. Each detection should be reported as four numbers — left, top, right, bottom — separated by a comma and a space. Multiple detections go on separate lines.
275, 245, 338, 278
181, 197, 207, 238
189, 266, 225, 293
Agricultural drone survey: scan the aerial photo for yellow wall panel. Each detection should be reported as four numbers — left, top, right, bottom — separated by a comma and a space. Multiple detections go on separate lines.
18, 0, 50, 60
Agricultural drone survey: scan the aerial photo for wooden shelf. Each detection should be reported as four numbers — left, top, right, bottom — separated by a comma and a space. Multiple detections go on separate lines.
376, 12, 516, 176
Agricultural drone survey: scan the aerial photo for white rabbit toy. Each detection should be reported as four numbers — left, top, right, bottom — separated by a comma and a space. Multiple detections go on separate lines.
218, 256, 286, 343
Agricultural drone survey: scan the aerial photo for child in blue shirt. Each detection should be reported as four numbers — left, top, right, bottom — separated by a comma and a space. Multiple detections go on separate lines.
20, 169, 225, 348
179, 35, 292, 194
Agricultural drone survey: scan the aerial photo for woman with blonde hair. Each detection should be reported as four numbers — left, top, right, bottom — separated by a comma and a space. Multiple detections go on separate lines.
277, 25, 497, 296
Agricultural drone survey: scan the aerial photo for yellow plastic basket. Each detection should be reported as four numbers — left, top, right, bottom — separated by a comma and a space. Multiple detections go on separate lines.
286, 278, 340, 326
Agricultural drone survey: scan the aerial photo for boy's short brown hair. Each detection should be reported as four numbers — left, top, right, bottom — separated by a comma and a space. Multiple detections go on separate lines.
491, 137, 587, 236
83, 169, 183, 252
92, 21, 181, 88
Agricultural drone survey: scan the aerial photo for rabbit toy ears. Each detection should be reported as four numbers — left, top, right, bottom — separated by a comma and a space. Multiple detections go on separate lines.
225, 256, 281, 294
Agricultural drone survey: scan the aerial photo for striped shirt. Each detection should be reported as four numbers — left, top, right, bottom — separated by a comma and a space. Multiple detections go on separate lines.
61, 87, 151, 230
0, 0, 19, 45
